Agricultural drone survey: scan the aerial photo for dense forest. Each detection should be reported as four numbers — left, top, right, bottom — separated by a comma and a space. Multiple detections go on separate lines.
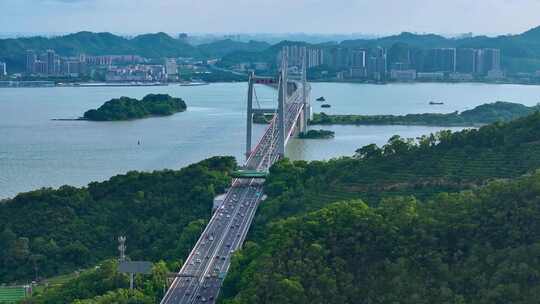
310, 102, 540, 126
220, 112, 540, 303
83, 94, 187, 121
0, 156, 235, 283
221, 172, 540, 303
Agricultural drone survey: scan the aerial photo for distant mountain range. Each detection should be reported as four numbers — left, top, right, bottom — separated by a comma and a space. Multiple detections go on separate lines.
220, 25, 540, 73
0, 32, 269, 72
2, 26, 540, 73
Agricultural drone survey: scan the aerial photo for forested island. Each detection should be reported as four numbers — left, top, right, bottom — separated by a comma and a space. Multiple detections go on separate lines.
310, 101, 540, 126
298, 129, 335, 139
83, 94, 187, 121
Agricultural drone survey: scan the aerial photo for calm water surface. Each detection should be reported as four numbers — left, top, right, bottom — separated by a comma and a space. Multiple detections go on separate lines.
1, 82, 539, 198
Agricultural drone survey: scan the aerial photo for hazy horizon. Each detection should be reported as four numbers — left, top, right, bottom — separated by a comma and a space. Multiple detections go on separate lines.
1, 0, 540, 37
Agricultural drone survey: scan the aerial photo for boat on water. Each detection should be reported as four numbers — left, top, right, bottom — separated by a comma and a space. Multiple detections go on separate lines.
321, 104, 331, 108
316, 96, 326, 101
429, 101, 444, 105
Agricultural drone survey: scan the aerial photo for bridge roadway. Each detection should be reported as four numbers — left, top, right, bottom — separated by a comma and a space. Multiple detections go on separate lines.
161, 82, 306, 304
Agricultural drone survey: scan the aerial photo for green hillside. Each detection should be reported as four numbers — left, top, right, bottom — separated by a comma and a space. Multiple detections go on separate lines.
0, 156, 235, 283
220, 112, 540, 304
221, 172, 540, 303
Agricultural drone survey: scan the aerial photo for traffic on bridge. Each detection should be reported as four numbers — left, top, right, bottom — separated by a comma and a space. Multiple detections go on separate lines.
161, 46, 311, 304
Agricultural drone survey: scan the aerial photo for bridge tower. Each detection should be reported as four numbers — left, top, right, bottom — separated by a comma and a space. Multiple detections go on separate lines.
245, 72, 255, 158
300, 46, 311, 136
277, 49, 288, 158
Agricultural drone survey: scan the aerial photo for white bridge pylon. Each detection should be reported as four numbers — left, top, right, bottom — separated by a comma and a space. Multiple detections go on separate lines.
245, 46, 312, 171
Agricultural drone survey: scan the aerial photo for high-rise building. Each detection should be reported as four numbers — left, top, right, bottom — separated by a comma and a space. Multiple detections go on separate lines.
349, 50, 366, 68
46, 49, 56, 75
26, 50, 37, 74
307, 48, 324, 68
456, 48, 476, 73
0, 62, 6, 76
33, 61, 47, 74
165, 58, 178, 80
423, 48, 456, 72
483, 48, 501, 72
366, 47, 387, 81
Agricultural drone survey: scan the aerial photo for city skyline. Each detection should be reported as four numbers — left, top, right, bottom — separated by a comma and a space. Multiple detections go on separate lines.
1, 0, 540, 36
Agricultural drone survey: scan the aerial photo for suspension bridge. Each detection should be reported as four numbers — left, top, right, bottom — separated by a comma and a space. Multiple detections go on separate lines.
160, 47, 311, 304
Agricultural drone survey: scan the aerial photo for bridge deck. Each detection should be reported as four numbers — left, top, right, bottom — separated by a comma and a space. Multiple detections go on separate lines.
161, 80, 307, 304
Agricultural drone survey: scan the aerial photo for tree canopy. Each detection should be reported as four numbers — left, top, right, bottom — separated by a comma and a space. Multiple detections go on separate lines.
83, 94, 187, 121
221, 111, 540, 303
0, 156, 235, 283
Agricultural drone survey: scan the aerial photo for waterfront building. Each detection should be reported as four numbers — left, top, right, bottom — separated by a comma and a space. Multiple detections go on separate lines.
456, 48, 476, 73
417, 72, 445, 81
449, 72, 474, 81
26, 50, 37, 74
486, 69, 504, 80
390, 69, 417, 81
33, 61, 48, 74
474, 48, 502, 76
46, 49, 57, 75
483, 48, 501, 73
423, 48, 456, 72
0, 62, 6, 76
165, 58, 178, 81
307, 48, 324, 68
350, 50, 366, 68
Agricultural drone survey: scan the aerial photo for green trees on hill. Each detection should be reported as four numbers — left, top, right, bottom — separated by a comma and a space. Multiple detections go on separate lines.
221, 171, 540, 303
0, 156, 235, 283
220, 112, 540, 303
256, 112, 540, 229
83, 94, 187, 121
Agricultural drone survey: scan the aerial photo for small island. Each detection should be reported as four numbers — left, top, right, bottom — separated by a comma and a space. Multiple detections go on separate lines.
83, 94, 187, 121
253, 113, 275, 124
298, 129, 335, 139
310, 101, 540, 126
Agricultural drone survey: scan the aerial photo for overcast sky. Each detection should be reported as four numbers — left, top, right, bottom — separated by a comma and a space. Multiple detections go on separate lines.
2, 0, 540, 36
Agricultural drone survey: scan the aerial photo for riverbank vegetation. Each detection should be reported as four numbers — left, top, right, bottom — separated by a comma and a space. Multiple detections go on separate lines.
298, 129, 335, 139
0, 157, 235, 284
310, 101, 540, 126
220, 112, 540, 303
83, 94, 187, 121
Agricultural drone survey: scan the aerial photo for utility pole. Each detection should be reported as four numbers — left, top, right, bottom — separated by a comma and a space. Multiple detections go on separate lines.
118, 236, 134, 290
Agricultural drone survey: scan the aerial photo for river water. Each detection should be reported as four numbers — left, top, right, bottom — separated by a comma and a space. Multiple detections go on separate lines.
1, 82, 539, 198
